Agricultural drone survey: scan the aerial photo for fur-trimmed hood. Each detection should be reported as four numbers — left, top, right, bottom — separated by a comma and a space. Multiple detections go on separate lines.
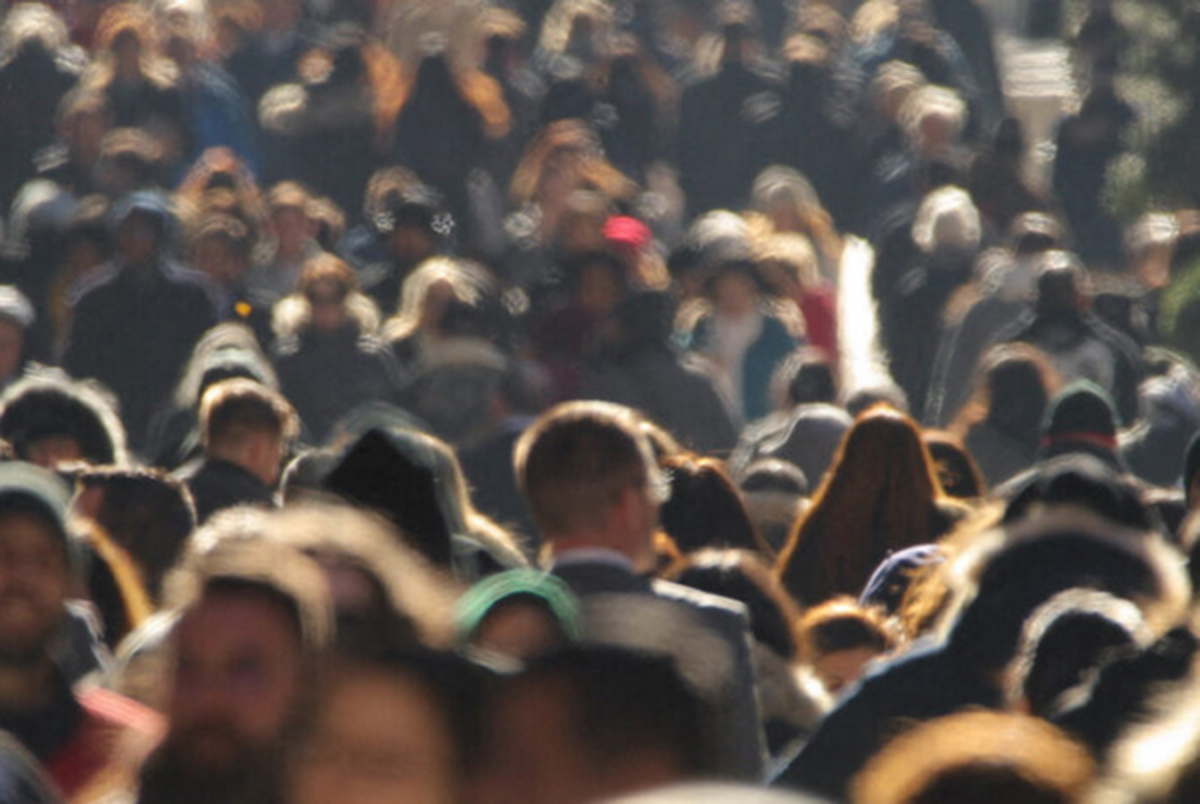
271, 291, 381, 342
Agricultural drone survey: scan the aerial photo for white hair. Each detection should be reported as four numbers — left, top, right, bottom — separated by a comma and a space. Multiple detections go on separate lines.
912, 185, 981, 257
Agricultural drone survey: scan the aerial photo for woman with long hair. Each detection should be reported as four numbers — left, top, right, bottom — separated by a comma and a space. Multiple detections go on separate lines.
776, 404, 969, 606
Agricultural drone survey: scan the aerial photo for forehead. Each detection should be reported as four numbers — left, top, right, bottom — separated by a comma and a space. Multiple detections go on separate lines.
176, 585, 303, 654
0, 507, 63, 548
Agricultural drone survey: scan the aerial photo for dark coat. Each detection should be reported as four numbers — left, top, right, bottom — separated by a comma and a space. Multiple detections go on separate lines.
552, 558, 767, 782
62, 262, 218, 450
175, 457, 276, 524
272, 327, 401, 444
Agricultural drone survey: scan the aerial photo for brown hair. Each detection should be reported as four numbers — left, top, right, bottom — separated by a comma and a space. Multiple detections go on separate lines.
796, 596, 897, 664
659, 454, 773, 556
515, 401, 663, 536
775, 405, 958, 605
200, 377, 298, 452
509, 119, 635, 207
851, 711, 1094, 804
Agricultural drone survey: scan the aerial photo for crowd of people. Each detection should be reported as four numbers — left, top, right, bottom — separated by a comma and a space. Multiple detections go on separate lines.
4, 0, 1200, 801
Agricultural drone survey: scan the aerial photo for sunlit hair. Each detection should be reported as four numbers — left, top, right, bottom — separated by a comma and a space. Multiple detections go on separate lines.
271, 254, 381, 340
851, 711, 1094, 804
384, 256, 498, 342
911, 186, 981, 257
267, 502, 459, 648
796, 596, 898, 665
775, 405, 955, 605
89, 3, 178, 88
754, 231, 822, 292
537, 0, 613, 55
1, 2, 69, 62
516, 401, 668, 537
509, 119, 634, 206
950, 343, 1062, 443
899, 84, 968, 149
750, 165, 843, 273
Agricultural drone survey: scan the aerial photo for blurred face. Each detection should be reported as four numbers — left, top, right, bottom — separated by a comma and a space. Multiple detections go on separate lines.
713, 271, 759, 318
386, 224, 436, 268
116, 212, 162, 266
812, 646, 880, 696
307, 280, 348, 332
271, 208, 312, 256
472, 600, 566, 661
481, 678, 593, 804
576, 262, 623, 316
168, 587, 304, 774
192, 235, 250, 289
0, 320, 24, 384
290, 668, 459, 804
0, 511, 68, 664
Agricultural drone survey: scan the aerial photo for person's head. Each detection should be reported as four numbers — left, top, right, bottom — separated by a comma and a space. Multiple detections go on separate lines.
515, 402, 667, 569
0, 287, 34, 385
291, 253, 366, 334
776, 405, 946, 605
1039, 381, 1122, 463
899, 84, 968, 159
388, 256, 505, 344
922, 431, 985, 500
267, 182, 317, 257
456, 569, 582, 661
111, 192, 172, 267
483, 645, 710, 804
199, 378, 298, 488
0, 464, 75, 667
911, 185, 981, 264
739, 459, 809, 554
376, 186, 442, 269
659, 454, 770, 555
143, 536, 332, 803
0, 372, 127, 469
1034, 251, 1090, 317
850, 711, 1094, 804
707, 260, 769, 319
265, 501, 459, 655
953, 343, 1060, 444
73, 466, 196, 601
1007, 588, 1148, 716
770, 348, 838, 409
189, 214, 254, 290
288, 649, 483, 804
796, 597, 897, 695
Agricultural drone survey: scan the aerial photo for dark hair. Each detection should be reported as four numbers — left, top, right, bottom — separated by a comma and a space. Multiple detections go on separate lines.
511, 645, 712, 774
923, 431, 985, 499
0, 372, 127, 465
77, 466, 196, 599
796, 596, 896, 662
666, 549, 801, 659
515, 402, 661, 536
200, 377, 298, 452
659, 455, 770, 555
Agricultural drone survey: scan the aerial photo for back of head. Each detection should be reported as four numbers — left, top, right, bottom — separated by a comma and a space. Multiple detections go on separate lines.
0, 371, 127, 467
200, 377, 298, 455
77, 466, 196, 599
851, 711, 1094, 804
1034, 251, 1088, 317
515, 401, 661, 538
659, 456, 765, 554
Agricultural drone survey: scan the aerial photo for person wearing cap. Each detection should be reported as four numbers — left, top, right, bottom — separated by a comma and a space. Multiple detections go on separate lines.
0, 462, 160, 800
0, 286, 35, 392
61, 192, 218, 452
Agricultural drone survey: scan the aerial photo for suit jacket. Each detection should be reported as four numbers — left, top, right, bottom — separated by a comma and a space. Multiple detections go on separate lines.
552, 559, 767, 781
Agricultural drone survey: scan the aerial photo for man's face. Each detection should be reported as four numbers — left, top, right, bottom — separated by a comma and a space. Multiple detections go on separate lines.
116, 211, 162, 267
289, 668, 459, 804
167, 587, 304, 774
0, 511, 68, 663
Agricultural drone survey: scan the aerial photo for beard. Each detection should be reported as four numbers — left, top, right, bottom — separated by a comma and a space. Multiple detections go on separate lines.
137, 722, 286, 804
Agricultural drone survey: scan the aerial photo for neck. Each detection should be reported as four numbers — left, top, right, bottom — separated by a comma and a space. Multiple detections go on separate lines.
0, 659, 57, 712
